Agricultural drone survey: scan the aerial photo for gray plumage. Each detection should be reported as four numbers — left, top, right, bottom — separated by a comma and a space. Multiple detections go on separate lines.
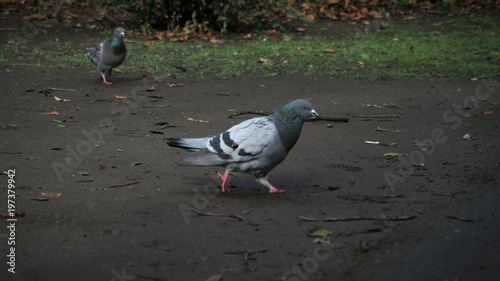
167, 99, 318, 193
85, 27, 127, 85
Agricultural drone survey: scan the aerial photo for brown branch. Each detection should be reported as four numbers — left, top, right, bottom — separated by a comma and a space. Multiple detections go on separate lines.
227, 111, 349, 122
46, 87, 77, 92
446, 215, 475, 223
297, 215, 418, 222
353, 114, 402, 119
191, 209, 243, 221
0, 211, 25, 217
108, 181, 139, 188
227, 110, 270, 118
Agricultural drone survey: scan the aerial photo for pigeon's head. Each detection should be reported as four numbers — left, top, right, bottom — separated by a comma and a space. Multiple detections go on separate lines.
114, 27, 126, 38
286, 99, 318, 121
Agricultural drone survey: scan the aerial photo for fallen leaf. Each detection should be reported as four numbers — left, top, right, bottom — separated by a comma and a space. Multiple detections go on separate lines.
242, 33, 252, 39
23, 14, 46, 20
41, 192, 62, 198
210, 38, 223, 43
45, 111, 59, 115
184, 116, 209, 123
323, 49, 336, 53
296, 28, 306, 32
265, 29, 281, 34
54, 96, 71, 102
52, 119, 64, 123
145, 86, 156, 91
282, 36, 292, 41
131, 161, 143, 166
483, 110, 493, 115
258, 58, 270, 64
77, 171, 90, 176
308, 228, 332, 238
358, 61, 365, 67
115, 95, 127, 99
167, 83, 183, 88
384, 152, 403, 157
313, 236, 331, 244
204, 274, 222, 281
98, 164, 107, 169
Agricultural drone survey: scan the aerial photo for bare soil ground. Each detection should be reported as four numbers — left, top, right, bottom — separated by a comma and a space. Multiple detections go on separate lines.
1, 17, 499, 281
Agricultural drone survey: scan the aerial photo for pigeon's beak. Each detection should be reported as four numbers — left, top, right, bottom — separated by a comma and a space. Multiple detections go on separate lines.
311, 109, 319, 117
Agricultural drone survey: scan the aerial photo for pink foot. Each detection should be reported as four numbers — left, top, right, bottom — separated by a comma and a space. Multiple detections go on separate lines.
102, 78, 113, 85
257, 177, 285, 194
217, 170, 231, 192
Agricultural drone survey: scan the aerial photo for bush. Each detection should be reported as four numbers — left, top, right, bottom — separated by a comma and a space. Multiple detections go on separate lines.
90, 0, 301, 33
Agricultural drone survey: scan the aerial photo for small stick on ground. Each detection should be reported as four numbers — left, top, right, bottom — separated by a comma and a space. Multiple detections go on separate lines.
46, 87, 77, 92
297, 215, 418, 222
353, 114, 402, 119
365, 141, 398, 147
191, 209, 243, 221
446, 215, 475, 223
228, 110, 349, 122
108, 181, 139, 188
0, 211, 25, 217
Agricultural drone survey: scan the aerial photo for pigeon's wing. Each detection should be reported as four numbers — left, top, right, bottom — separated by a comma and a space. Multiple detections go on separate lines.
178, 117, 278, 166
85, 41, 104, 66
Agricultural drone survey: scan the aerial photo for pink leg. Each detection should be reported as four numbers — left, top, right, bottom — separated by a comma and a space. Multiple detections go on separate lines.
101, 73, 112, 85
217, 169, 231, 192
257, 177, 285, 194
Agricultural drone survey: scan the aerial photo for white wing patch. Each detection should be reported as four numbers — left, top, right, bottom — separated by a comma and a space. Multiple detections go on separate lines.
206, 117, 276, 163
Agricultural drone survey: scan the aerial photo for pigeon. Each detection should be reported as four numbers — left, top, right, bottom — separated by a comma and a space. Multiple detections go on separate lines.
167, 99, 318, 193
85, 27, 127, 85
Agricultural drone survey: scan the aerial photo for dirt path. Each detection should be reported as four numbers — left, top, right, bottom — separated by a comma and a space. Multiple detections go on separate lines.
1, 26, 499, 281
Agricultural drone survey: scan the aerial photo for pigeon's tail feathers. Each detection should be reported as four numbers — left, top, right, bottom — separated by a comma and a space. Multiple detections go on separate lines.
167, 137, 210, 152
176, 149, 229, 166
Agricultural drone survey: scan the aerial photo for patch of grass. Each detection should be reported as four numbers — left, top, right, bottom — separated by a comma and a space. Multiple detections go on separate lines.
1, 16, 498, 79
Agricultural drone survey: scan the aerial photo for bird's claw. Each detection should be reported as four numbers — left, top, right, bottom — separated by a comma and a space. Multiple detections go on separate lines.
269, 188, 285, 194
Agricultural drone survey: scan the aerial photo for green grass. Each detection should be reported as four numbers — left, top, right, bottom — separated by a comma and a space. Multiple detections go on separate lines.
1, 16, 498, 79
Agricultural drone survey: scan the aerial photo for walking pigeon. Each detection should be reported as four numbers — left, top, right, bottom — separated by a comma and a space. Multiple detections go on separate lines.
167, 99, 318, 193
85, 27, 127, 85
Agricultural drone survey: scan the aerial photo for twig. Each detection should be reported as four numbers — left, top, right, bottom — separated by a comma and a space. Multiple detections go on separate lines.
353, 114, 402, 119
224, 248, 266, 255
446, 215, 475, 223
228, 110, 270, 118
365, 141, 398, 147
310, 116, 349, 123
46, 87, 77, 92
361, 118, 398, 121
374, 127, 405, 133
77, 179, 93, 183
0, 211, 25, 217
227, 110, 349, 122
108, 181, 139, 188
191, 209, 243, 221
297, 215, 418, 222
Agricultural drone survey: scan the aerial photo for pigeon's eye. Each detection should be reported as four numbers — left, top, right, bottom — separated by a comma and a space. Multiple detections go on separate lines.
302, 106, 307, 110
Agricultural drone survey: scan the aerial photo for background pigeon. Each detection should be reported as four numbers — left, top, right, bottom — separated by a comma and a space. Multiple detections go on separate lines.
167, 99, 318, 193
85, 27, 127, 85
